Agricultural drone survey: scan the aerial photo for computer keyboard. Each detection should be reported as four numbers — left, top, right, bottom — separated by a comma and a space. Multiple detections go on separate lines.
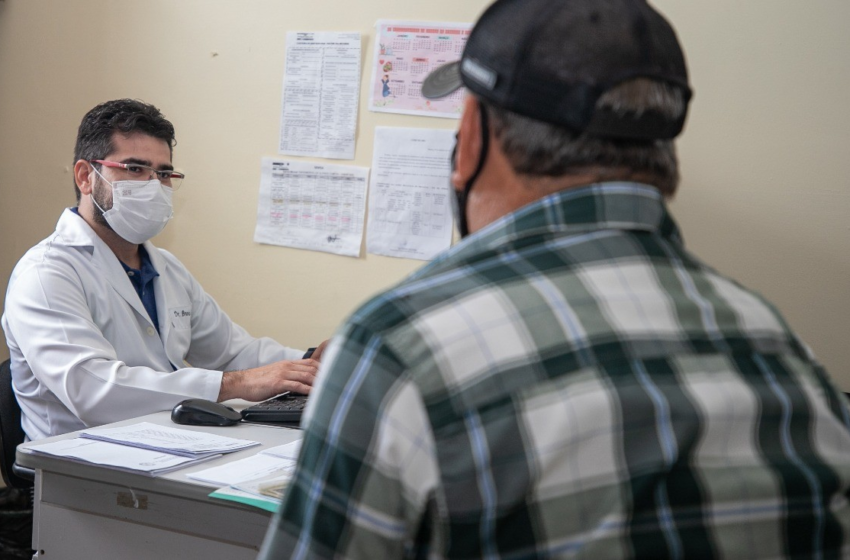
241, 392, 308, 425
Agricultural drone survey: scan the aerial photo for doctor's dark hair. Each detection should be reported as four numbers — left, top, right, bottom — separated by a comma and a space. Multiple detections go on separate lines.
73, 99, 176, 203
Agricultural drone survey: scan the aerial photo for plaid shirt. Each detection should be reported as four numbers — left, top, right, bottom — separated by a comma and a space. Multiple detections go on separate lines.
260, 183, 850, 559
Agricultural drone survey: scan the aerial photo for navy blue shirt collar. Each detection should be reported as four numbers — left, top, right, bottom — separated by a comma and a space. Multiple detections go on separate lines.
120, 245, 161, 334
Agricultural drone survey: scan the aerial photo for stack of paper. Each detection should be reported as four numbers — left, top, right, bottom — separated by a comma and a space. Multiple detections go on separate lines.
188, 438, 302, 486
207, 438, 304, 512
210, 470, 295, 513
209, 485, 283, 514
26, 438, 220, 476
27, 422, 261, 477
80, 422, 260, 458
188, 453, 295, 486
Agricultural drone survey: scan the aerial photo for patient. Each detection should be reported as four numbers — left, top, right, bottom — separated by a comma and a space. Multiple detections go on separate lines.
259, 0, 850, 558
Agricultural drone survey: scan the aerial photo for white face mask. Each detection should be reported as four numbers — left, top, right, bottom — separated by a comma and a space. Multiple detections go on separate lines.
91, 166, 174, 244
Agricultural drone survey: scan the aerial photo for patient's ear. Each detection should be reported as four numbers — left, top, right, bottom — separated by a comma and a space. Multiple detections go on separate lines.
451, 96, 484, 191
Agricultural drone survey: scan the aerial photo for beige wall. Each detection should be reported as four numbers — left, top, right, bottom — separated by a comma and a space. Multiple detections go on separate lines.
1, 1, 848, 385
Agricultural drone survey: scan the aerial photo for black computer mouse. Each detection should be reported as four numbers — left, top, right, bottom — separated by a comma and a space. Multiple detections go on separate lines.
171, 398, 243, 427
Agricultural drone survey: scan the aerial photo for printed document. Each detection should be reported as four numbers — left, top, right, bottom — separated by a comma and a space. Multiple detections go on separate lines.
187, 453, 296, 487
254, 158, 369, 257
80, 422, 259, 457
26, 438, 219, 476
279, 31, 361, 159
188, 436, 302, 486
367, 127, 455, 260
369, 20, 471, 118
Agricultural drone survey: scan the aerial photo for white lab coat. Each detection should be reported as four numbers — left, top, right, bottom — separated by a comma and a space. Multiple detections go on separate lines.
1, 209, 302, 440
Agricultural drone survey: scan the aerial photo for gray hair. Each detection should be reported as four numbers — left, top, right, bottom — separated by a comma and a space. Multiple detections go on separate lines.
484, 78, 686, 196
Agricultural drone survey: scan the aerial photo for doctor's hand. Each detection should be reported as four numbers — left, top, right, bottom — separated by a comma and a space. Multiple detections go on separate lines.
311, 339, 330, 362
217, 358, 319, 402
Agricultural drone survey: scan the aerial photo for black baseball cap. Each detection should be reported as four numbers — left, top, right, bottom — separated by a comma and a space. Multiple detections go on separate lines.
422, 0, 692, 140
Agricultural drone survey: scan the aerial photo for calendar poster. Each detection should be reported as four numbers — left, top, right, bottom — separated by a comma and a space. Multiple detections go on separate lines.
368, 20, 472, 118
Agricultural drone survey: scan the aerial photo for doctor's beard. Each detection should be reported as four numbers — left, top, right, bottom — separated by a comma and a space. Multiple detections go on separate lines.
91, 175, 116, 233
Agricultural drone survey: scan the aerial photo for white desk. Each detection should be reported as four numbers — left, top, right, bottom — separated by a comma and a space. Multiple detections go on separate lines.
16, 408, 300, 560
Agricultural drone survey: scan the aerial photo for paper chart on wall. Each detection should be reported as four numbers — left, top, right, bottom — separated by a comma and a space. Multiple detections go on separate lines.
279, 31, 361, 160
254, 158, 369, 257
368, 20, 471, 119
366, 127, 455, 260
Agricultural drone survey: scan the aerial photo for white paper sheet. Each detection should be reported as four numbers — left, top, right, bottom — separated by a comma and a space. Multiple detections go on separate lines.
366, 127, 455, 260
187, 453, 296, 487
261, 438, 302, 460
81, 422, 259, 457
279, 31, 361, 159
368, 20, 471, 118
27, 438, 219, 476
254, 158, 369, 257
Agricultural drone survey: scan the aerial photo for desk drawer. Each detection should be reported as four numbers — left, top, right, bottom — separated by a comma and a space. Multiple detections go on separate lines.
39, 472, 271, 550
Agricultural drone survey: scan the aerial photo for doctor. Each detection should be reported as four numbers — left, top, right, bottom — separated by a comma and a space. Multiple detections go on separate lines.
2, 99, 326, 441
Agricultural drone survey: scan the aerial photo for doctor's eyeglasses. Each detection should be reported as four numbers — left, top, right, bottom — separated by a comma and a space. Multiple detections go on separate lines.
90, 160, 185, 190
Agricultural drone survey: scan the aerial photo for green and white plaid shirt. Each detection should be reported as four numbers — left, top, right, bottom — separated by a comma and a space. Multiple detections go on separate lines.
260, 183, 850, 559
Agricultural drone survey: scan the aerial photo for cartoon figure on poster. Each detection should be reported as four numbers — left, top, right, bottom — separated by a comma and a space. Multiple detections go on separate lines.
369, 21, 471, 117
375, 61, 395, 106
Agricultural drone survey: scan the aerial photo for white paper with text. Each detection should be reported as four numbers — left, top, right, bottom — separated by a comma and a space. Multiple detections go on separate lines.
367, 127, 455, 260
187, 453, 296, 487
27, 438, 219, 476
279, 31, 361, 159
81, 422, 259, 457
254, 158, 369, 257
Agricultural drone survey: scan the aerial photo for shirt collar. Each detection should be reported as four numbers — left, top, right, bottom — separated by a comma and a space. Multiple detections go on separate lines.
119, 244, 160, 284
423, 182, 682, 273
